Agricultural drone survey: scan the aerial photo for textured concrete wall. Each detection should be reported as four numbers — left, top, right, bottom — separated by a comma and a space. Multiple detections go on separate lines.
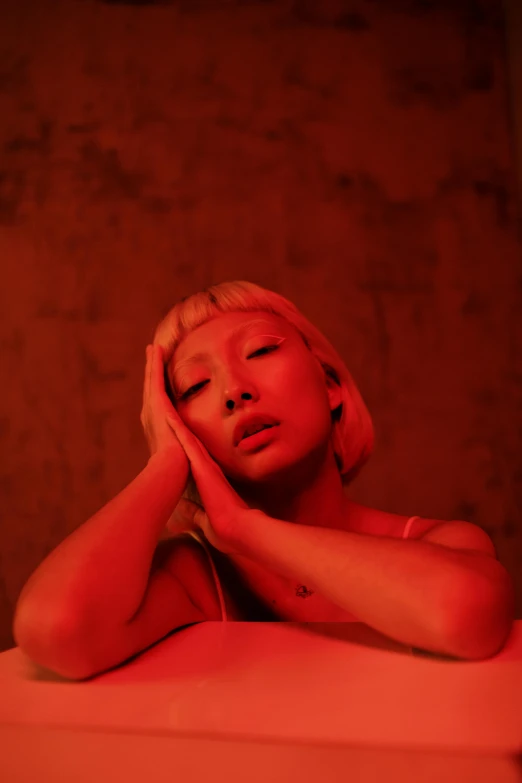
1, 0, 520, 650
504, 0, 522, 201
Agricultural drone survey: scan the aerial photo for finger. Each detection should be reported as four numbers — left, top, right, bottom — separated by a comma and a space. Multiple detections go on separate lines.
163, 356, 176, 408
169, 498, 205, 531
147, 344, 156, 409
166, 414, 192, 458
179, 497, 204, 522
149, 344, 165, 410
165, 414, 209, 460
152, 345, 168, 402
166, 413, 212, 466
141, 344, 151, 417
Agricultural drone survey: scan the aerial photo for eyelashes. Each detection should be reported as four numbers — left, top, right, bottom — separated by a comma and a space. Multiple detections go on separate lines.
178, 344, 280, 400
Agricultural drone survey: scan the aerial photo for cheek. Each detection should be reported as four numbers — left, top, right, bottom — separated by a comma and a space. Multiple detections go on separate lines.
184, 413, 225, 455
183, 413, 210, 440
177, 410, 209, 444
288, 364, 328, 402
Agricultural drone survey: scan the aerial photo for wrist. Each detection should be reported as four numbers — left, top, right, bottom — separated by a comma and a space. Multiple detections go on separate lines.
229, 509, 271, 559
147, 445, 187, 471
145, 448, 189, 501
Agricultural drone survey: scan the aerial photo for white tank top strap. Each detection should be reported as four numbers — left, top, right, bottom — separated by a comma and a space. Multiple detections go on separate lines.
179, 530, 228, 621
402, 515, 421, 539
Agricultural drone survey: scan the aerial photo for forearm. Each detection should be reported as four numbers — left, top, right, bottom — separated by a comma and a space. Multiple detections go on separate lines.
237, 515, 509, 658
14, 449, 188, 636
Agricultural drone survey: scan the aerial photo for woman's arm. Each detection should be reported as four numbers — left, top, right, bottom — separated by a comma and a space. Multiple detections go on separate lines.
234, 514, 515, 660
14, 448, 189, 647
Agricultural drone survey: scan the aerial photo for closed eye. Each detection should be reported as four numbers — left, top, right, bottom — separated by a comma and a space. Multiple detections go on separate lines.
249, 345, 278, 358
179, 344, 279, 400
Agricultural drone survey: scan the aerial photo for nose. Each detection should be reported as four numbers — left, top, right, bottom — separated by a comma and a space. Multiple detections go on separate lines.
224, 384, 255, 411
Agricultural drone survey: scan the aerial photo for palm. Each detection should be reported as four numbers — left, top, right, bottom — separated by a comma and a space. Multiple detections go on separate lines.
152, 344, 253, 555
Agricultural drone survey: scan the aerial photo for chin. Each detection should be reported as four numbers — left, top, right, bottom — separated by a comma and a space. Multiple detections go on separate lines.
235, 445, 329, 490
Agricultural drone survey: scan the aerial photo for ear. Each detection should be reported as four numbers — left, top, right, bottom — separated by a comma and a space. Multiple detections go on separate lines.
325, 373, 343, 413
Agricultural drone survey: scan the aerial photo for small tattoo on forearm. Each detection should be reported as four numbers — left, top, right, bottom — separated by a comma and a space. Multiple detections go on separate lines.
296, 584, 314, 598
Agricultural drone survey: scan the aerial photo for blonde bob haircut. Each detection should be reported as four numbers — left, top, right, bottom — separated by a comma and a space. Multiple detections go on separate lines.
153, 280, 374, 505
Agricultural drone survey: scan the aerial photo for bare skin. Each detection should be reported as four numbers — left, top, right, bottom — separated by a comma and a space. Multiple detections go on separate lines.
13, 314, 509, 679
167, 310, 353, 531
170, 502, 442, 623
163, 311, 439, 620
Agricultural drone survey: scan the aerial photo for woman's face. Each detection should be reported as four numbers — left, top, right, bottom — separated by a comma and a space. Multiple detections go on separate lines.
167, 310, 342, 485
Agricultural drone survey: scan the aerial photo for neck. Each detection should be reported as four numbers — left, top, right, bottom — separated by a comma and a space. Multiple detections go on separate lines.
231, 444, 350, 531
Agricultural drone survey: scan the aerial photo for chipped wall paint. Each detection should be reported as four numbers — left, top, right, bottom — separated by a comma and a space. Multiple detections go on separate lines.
1, 0, 520, 649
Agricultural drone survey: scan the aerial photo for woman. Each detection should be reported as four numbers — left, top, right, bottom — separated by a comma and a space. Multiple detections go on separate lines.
13, 281, 515, 679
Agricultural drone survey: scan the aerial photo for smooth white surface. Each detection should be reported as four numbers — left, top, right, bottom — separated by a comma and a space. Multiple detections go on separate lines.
1, 725, 520, 783
1, 621, 521, 756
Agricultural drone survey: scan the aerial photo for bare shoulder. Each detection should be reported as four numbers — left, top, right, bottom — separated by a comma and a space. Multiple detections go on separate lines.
345, 501, 441, 539
156, 534, 223, 620
347, 502, 497, 557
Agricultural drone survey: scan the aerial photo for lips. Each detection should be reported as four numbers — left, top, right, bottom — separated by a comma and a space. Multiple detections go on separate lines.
233, 414, 279, 446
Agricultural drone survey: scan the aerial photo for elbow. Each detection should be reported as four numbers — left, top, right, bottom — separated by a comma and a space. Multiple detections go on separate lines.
13, 601, 95, 682
447, 616, 514, 661
443, 567, 516, 661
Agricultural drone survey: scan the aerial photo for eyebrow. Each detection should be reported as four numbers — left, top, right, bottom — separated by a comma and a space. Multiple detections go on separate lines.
171, 319, 280, 377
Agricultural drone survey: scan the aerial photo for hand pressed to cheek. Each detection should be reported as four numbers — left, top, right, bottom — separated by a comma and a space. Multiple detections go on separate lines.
165, 410, 256, 555
141, 344, 190, 460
